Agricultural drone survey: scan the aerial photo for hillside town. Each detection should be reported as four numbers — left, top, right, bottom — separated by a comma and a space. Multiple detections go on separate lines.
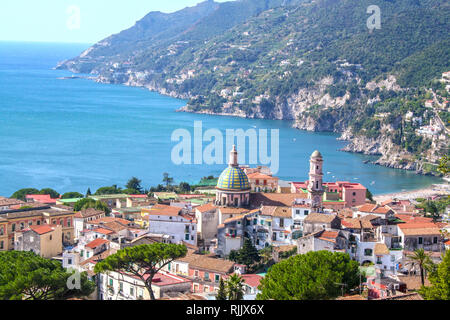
0, 147, 449, 301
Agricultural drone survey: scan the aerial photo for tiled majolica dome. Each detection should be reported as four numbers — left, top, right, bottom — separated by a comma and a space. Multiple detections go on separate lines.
217, 166, 250, 191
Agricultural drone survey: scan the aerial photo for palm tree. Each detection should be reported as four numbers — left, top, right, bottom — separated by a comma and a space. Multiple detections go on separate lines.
406, 249, 433, 286
226, 274, 245, 300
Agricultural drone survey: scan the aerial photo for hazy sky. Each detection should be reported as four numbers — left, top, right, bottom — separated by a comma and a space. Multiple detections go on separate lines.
0, 0, 230, 44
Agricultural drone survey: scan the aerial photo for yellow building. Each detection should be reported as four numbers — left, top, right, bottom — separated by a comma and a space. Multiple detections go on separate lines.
14, 224, 63, 258
42, 209, 75, 245
0, 217, 8, 251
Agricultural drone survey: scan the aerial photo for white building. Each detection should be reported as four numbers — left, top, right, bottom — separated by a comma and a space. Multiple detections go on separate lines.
146, 205, 197, 246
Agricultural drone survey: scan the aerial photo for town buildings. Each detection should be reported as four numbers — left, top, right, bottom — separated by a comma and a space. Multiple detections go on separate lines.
1, 147, 448, 300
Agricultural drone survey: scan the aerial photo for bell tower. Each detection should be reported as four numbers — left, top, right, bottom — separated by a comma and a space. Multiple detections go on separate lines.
307, 150, 324, 211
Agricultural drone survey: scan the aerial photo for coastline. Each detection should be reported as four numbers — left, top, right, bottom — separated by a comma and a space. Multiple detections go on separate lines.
373, 183, 449, 202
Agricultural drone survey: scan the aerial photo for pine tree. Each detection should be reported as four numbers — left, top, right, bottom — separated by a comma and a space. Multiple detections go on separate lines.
85, 188, 91, 198
216, 277, 227, 300
239, 238, 261, 268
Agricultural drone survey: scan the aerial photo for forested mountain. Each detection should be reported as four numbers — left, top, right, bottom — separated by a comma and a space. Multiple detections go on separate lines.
57, 0, 450, 175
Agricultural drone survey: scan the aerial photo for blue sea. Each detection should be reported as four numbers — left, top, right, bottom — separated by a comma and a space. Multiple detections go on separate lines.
0, 42, 442, 196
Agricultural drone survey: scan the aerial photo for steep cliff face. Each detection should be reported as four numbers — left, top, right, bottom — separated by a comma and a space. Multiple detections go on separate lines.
56, 0, 449, 176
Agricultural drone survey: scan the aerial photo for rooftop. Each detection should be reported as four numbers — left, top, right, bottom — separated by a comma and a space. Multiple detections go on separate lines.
304, 213, 339, 224
177, 253, 235, 274
85, 238, 109, 249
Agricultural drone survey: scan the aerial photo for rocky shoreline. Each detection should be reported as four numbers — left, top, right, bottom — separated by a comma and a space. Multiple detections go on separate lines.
58, 70, 442, 178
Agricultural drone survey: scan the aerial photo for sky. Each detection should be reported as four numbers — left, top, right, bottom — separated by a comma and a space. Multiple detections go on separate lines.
0, 0, 230, 44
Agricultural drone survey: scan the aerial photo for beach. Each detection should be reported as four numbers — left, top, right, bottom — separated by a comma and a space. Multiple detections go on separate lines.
374, 183, 450, 203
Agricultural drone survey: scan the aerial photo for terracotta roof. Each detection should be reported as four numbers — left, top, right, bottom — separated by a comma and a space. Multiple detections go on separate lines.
177, 253, 235, 274
241, 274, 263, 288
85, 238, 109, 249
195, 203, 217, 213
25, 194, 58, 204
88, 217, 131, 225
341, 218, 362, 229
261, 206, 292, 218
223, 214, 247, 224
395, 214, 433, 224
93, 228, 115, 235
357, 204, 392, 215
0, 197, 25, 207
219, 207, 250, 215
272, 206, 291, 218
321, 230, 339, 239
28, 225, 56, 235
250, 193, 305, 208
360, 214, 380, 221
374, 243, 390, 255
304, 213, 339, 224
102, 221, 129, 232
143, 205, 181, 217
399, 223, 441, 236
246, 172, 278, 180
74, 208, 105, 219
342, 218, 373, 229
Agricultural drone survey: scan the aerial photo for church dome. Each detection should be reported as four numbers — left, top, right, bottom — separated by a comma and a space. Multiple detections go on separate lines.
217, 166, 250, 191
311, 150, 323, 158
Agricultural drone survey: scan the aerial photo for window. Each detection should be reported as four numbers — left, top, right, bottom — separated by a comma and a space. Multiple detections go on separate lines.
130, 287, 134, 296
20, 222, 24, 230
215, 274, 220, 283
279, 218, 284, 228
109, 278, 113, 286
204, 272, 210, 281
391, 255, 395, 262
418, 237, 423, 244
37, 220, 41, 225
364, 249, 373, 256
353, 192, 356, 196
185, 234, 190, 241
68, 258, 72, 265
67, 219, 71, 227
304, 210, 309, 216
0, 227, 3, 235
80, 250, 84, 257
0, 241, 3, 250
28, 221, 33, 226
11, 224, 15, 232
296, 210, 300, 215
119, 282, 123, 293
433, 237, 438, 244
194, 270, 199, 278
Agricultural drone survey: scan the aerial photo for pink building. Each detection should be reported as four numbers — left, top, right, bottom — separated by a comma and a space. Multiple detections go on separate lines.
291, 181, 366, 208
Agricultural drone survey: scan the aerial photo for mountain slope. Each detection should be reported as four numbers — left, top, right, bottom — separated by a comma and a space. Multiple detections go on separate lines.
58, 0, 450, 175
